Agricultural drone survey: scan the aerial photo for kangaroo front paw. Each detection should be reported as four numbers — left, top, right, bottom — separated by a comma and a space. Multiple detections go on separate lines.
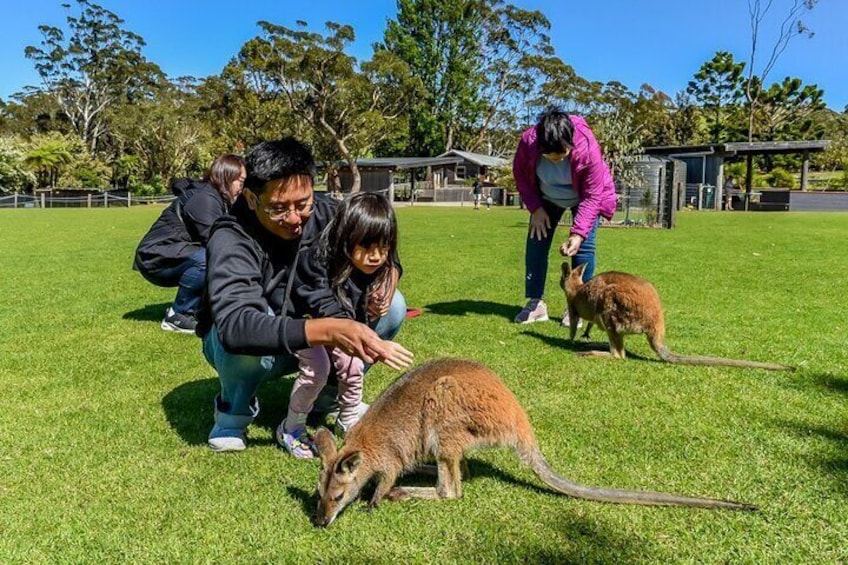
386, 487, 411, 502
365, 500, 380, 511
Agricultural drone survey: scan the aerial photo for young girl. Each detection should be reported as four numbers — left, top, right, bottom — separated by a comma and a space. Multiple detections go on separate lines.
277, 192, 401, 458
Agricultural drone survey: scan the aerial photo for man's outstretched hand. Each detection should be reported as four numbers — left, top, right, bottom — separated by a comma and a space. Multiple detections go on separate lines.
367, 340, 414, 370
306, 318, 413, 370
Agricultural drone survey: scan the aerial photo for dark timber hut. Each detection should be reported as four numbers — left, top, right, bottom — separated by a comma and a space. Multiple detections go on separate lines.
336, 156, 463, 200
644, 140, 830, 211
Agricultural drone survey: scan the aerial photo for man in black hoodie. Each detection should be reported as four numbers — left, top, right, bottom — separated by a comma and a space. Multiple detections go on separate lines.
198, 137, 412, 452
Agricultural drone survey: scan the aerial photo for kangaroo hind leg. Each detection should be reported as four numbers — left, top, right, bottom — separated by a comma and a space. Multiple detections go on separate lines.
607, 329, 627, 359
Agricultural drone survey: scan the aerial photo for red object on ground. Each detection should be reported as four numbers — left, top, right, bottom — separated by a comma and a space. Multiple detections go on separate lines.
405, 308, 422, 319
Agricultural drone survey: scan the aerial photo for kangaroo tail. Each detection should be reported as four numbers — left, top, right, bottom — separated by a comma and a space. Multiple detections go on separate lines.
519, 446, 757, 511
655, 346, 794, 371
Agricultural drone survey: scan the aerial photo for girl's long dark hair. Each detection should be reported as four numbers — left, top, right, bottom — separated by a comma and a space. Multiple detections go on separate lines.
317, 192, 399, 314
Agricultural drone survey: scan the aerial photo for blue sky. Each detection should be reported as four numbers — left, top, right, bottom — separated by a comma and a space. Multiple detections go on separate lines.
1, 0, 845, 110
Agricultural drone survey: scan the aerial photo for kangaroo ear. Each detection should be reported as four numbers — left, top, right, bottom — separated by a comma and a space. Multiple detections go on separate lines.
314, 428, 337, 466
573, 263, 588, 281
335, 451, 362, 476
561, 261, 571, 278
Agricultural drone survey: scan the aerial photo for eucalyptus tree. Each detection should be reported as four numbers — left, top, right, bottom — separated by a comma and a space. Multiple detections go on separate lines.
468, 2, 554, 154
744, 0, 818, 141
631, 84, 676, 147
583, 82, 645, 190
197, 49, 296, 152
240, 20, 419, 192
0, 90, 71, 139
529, 55, 593, 115
108, 79, 211, 189
668, 91, 704, 146
24, 0, 163, 155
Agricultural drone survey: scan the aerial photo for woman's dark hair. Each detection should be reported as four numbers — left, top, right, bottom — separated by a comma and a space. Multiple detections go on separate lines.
244, 137, 316, 195
536, 105, 575, 154
318, 192, 399, 313
205, 154, 246, 203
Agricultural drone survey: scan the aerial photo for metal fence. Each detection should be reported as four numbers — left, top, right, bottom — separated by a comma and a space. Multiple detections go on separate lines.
0, 192, 175, 209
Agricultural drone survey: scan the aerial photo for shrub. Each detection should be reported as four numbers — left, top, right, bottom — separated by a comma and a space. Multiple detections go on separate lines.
133, 175, 168, 196
765, 167, 796, 189
837, 165, 848, 190
0, 137, 36, 191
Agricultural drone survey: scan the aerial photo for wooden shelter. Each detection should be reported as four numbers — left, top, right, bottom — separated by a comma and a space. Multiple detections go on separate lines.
644, 140, 830, 210
436, 150, 509, 182
336, 156, 463, 201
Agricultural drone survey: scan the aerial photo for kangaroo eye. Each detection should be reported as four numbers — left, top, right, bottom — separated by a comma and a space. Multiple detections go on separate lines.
333, 493, 344, 502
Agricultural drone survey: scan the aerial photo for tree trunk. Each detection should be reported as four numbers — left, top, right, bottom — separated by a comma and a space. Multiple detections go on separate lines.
349, 161, 361, 193
747, 100, 755, 143
318, 114, 361, 193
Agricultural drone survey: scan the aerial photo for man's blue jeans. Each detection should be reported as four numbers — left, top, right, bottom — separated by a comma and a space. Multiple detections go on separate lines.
203, 289, 407, 421
524, 200, 599, 299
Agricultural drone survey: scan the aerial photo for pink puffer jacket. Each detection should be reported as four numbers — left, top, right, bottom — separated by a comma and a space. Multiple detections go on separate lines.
512, 115, 617, 238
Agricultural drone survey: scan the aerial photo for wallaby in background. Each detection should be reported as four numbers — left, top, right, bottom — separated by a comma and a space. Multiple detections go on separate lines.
312, 358, 756, 526
559, 262, 794, 371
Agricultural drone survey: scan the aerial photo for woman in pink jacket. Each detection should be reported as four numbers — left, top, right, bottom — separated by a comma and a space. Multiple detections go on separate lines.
512, 106, 617, 325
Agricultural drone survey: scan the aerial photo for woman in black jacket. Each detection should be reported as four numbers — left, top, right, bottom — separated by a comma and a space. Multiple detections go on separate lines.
134, 154, 246, 333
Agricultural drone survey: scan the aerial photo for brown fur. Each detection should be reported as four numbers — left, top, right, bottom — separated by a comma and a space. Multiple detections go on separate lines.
559, 262, 794, 371
312, 358, 756, 526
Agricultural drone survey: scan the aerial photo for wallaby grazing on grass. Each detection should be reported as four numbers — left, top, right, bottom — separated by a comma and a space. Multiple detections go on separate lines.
559, 262, 794, 371
312, 358, 756, 526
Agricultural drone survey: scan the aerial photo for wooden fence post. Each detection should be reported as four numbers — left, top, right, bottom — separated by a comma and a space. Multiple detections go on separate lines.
87, 194, 92, 208
104, 192, 108, 208
41, 193, 46, 208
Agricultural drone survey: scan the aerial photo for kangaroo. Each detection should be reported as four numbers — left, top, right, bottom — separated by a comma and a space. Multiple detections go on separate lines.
312, 358, 756, 526
559, 262, 794, 371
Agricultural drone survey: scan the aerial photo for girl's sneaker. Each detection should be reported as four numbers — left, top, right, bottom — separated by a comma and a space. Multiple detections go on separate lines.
334, 403, 370, 438
276, 420, 316, 459
334, 418, 355, 438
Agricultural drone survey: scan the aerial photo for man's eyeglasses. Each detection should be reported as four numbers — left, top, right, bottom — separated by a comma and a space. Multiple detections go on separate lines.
250, 192, 313, 221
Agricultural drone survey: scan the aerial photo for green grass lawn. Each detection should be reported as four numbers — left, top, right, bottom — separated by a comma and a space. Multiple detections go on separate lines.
0, 205, 845, 563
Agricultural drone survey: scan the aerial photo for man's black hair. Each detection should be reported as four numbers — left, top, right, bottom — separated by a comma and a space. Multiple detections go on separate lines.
244, 137, 316, 194
536, 106, 575, 154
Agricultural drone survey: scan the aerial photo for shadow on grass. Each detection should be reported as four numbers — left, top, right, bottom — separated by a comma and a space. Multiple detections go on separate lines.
474, 515, 654, 564
285, 485, 317, 523
520, 329, 658, 363
161, 375, 296, 446
769, 374, 848, 498
283, 458, 557, 525
806, 372, 848, 396
123, 302, 171, 322
423, 299, 518, 321
286, 462, 654, 562
773, 417, 848, 498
